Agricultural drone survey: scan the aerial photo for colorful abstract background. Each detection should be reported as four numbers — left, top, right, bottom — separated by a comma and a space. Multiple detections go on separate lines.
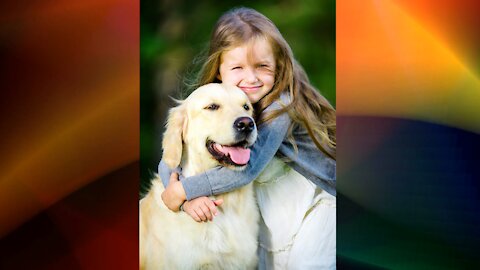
337, 0, 480, 268
0, 0, 478, 269
0, 0, 139, 268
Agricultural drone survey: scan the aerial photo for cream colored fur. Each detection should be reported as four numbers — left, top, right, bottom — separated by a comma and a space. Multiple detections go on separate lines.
140, 83, 260, 270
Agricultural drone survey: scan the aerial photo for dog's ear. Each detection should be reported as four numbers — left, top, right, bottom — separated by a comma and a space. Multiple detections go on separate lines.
162, 102, 187, 169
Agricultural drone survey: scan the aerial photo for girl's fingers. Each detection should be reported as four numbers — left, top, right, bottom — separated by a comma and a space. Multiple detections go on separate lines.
205, 200, 219, 217
201, 203, 213, 221
191, 211, 201, 223
213, 199, 223, 206
187, 206, 201, 223
194, 208, 207, 222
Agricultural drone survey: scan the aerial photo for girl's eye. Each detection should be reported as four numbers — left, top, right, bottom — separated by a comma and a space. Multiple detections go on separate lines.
231, 66, 242, 70
256, 65, 267, 71
243, 104, 250, 111
205, 104, 220, 110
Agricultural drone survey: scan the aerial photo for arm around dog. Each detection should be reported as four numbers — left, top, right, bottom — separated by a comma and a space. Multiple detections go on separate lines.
158, 101, 291, 200
159, 95, 337, 201
182, 110, 290, 200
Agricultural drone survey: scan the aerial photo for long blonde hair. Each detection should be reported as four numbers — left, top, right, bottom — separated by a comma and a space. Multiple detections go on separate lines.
190, 7, 336, 159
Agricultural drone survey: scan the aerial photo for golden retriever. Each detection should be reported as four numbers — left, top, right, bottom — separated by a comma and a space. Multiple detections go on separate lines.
140, 83, 259, 270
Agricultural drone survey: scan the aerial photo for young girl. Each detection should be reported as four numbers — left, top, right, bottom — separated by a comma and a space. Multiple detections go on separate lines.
159, 7, 336, 269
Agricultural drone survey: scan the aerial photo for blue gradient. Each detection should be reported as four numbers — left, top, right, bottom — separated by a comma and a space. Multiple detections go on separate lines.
338, 116, 480, 268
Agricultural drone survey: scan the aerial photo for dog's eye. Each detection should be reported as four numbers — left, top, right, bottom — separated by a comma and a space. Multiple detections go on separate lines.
243, 104, 250, 111
205, 104, 220, 110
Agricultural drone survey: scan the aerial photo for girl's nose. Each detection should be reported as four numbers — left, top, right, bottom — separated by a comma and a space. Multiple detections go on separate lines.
244, 68, 258, 83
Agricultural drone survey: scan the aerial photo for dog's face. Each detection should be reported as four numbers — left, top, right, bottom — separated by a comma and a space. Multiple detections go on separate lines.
162, 83, 257, 175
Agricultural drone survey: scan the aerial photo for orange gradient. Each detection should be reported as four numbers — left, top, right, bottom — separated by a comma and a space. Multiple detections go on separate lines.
337, 0, 480, 133
0, 0, 138, 237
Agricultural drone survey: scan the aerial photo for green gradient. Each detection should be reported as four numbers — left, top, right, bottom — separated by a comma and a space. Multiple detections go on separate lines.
339, 193, 478, 269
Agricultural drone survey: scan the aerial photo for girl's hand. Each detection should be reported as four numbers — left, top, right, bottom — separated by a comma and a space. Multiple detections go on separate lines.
182, 197, 224, 222
161, 172, 187, 212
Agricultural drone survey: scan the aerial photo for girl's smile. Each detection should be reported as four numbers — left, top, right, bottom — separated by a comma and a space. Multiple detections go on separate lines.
239, 85, 263, 93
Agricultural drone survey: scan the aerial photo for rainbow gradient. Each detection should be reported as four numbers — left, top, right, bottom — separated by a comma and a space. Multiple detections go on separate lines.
337, 0, 480, 268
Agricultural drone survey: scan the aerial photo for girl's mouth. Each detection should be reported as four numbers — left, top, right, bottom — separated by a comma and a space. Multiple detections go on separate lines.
239, 86, 261, 93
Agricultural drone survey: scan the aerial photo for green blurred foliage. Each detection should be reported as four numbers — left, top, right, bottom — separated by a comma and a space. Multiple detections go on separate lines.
141, 0, 335, 193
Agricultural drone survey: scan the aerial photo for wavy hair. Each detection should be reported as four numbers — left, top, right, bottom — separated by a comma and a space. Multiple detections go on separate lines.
189, 7, 336, 159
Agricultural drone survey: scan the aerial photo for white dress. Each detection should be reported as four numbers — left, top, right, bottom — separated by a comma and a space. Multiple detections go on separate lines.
254, 157, 336, 270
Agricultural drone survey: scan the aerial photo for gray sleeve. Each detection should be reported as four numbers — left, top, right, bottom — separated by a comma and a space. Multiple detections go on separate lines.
158, 159, 173, 188
280, 133, 337, 196
180, 110, 291, 200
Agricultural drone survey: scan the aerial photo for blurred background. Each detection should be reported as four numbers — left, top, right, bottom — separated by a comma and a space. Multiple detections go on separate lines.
140, 0, 336, 194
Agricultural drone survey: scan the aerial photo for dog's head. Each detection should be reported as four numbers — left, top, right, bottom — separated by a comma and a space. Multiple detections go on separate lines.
162, 83, 257, 175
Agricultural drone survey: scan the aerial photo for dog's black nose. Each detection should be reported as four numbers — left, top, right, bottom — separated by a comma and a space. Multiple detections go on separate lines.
234, 117, 255, 133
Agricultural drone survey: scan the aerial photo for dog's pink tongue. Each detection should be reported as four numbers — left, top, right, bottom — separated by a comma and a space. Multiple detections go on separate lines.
216, 144, 251, 165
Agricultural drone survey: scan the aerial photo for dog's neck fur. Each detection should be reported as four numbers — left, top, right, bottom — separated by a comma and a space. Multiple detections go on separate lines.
180, 145, 218, 178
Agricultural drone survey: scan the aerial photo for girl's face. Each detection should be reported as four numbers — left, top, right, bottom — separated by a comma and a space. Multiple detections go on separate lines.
218, 38, 276, 104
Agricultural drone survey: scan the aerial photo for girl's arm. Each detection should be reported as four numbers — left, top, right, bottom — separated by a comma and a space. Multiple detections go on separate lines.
278, 126, 337, 196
